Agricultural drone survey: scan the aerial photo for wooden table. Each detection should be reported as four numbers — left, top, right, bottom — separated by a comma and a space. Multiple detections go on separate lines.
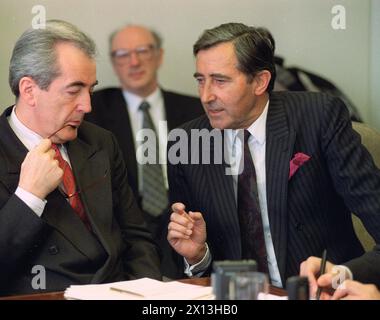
0, 277, 286, 300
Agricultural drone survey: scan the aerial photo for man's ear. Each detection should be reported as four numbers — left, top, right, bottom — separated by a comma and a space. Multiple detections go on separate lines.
18, 76, 38, 106
157, 47, 164, 67
253, 70, 271, 95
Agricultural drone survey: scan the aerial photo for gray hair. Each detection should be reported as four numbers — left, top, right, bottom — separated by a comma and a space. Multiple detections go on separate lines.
193, 22, 276, 92
108, 24, 163, 53
9, 19, 96, 98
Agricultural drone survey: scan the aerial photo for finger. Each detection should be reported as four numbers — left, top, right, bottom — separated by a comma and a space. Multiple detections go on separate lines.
171, 202, 194, 222
317, 273, 333, 288
170, 212, 194, 227
168, 221, 193, 236
319, 290, 334, 300
172, 202, 186, 213
331, 287, 348, 300
188, 211, 204, 225
300, 257, 320, 296
34, 139, 52, 152
188, 211, 204, 221
47, 148, 57, 159
167, 229, 190, 241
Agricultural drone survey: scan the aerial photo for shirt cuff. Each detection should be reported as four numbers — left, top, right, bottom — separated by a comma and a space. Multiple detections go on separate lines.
15, 186, 47, 217
184, 242, 212, 277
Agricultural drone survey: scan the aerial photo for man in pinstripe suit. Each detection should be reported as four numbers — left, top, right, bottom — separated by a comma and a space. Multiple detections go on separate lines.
166, 23, 380, 290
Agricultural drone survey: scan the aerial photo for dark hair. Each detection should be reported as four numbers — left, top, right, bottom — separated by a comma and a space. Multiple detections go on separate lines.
193, 22, 276, 92
9, 19, 96, 98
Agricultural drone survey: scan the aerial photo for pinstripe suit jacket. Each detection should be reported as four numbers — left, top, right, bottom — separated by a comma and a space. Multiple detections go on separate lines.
167, 91, 380, 286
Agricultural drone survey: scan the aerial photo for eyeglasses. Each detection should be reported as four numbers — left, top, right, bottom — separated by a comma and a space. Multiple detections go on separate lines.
111, 44, 156, 64
58, 169, 108, 199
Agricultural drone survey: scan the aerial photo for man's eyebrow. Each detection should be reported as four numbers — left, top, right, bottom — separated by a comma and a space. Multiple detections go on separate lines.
65, 80, 99, 89
209, 73, 231, 80
193, 72, 231, 80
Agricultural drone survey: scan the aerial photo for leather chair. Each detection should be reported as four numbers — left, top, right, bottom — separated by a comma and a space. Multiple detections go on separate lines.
351, 121, 380, 251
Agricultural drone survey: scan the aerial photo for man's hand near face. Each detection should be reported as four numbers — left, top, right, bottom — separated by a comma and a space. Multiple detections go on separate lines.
18, 139, 63, 200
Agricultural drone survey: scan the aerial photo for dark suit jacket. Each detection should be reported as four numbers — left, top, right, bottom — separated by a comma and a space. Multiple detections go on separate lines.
167, 91, 380, 287
85, 87, 204, 202
0, 107, 161, 296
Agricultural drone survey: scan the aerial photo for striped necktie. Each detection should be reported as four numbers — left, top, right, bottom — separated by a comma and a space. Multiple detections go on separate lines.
139, 101, 168, 216
237, 130, 268, 273
52, 144, 91, 230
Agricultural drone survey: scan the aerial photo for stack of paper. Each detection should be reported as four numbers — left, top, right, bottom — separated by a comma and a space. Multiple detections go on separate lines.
64, 277, 214, 300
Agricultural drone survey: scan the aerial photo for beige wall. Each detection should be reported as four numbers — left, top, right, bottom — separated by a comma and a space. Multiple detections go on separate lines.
0, 0, 377, 128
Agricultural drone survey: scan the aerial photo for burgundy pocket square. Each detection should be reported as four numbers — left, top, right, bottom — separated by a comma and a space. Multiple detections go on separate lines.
289, 152, 311, 180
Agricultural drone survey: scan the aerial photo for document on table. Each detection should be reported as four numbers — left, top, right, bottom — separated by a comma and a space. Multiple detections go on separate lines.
64, 277, 214, 300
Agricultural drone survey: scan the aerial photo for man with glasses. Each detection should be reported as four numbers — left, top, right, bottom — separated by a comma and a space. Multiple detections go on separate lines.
86, 25, 203, 278
0, 20, 161, 296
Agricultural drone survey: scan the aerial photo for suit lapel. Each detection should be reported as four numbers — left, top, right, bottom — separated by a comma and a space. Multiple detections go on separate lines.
66, 137, 113, 253
266, 93, 296, 282
0, 107, 29, 192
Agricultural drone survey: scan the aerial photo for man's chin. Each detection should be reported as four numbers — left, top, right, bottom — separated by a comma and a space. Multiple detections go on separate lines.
53, 127, 78, 144
209, 118, 229, 130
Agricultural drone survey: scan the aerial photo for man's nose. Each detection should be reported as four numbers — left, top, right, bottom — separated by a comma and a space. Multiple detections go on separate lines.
128, 51, 141, 66
200, 82, 216, 104
77, 93, 92, 113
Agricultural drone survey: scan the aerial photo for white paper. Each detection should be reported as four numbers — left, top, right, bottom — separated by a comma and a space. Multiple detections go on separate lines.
64, 277, 214, 300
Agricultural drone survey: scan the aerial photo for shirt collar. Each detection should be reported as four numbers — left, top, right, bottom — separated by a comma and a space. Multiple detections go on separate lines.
8, 105, 44, 151
246, 99, 269, 145
227, 99, 269, 147
123, 87, 162, 113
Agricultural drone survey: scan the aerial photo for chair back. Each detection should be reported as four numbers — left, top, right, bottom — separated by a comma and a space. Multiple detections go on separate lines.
351, 121, 380, 251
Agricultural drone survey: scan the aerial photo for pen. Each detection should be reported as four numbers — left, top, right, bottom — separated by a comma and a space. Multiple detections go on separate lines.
315, 249, 327, 300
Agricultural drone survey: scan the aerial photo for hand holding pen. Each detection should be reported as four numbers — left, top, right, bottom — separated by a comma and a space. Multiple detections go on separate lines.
299, 251, 335, 300
167, 202, 207, 265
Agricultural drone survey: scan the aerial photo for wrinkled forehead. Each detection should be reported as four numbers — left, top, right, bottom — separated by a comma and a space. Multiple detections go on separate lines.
196, 42, 238, 70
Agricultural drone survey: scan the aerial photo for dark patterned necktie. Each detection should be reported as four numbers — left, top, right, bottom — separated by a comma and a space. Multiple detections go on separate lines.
139, 101, 168, 216
52, 144, 91, 230
237, 130, 268, 273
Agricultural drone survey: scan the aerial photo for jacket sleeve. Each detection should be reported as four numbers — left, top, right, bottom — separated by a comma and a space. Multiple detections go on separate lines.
0, 190, 50, 287
320, 96, 380, 285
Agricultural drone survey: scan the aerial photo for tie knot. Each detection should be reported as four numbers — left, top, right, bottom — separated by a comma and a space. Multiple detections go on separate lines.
243, 130, 251, 144
139, 101, 150, 112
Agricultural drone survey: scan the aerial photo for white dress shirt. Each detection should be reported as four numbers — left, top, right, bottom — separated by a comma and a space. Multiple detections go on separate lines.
123, 88, 168, 190
7, 105, 71, 217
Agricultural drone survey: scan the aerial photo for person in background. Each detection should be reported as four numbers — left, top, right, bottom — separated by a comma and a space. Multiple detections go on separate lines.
166, 22, 380, 288
0, 20, 161, 296
86, 24, 203, 278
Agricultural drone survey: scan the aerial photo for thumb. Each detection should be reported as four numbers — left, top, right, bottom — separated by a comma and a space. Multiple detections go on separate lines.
188, 211, 204, 223
317, 273, 333, 288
